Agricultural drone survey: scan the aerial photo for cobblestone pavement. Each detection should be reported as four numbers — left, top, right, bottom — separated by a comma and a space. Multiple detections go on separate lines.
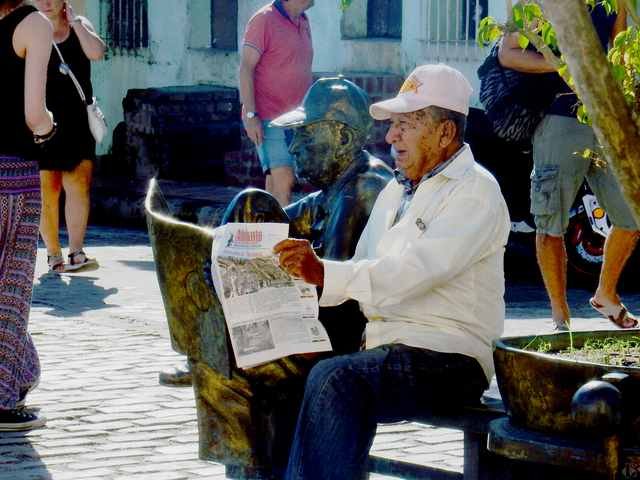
1, 226, 638, 480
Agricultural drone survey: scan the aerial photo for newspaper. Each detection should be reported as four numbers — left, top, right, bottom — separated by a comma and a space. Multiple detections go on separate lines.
210, 222, 332, 369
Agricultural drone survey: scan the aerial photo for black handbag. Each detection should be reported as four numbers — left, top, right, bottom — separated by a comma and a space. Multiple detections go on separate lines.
478, 42, 560, 144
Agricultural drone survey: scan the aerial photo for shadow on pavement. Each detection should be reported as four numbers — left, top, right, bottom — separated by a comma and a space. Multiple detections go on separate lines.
0, 431, 50, 479
31, 273, 118, 317
118, 259, 157, 271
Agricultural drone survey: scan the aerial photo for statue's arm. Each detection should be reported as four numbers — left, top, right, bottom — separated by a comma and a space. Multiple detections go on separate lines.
284, 193, 320, 239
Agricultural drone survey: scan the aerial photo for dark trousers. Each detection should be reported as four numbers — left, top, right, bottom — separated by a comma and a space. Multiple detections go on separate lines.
284, 344, 488, 480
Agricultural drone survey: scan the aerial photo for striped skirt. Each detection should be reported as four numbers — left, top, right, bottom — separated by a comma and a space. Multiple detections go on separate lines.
0, 156, 41, 409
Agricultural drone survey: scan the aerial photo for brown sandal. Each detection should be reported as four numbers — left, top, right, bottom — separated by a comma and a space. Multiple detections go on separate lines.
47, 254, 65, 274
65, 250, 99, 272
589, 298, 638, 329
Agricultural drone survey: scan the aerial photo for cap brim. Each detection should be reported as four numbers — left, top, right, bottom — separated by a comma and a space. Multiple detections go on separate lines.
369, 94, 430, 120
270, 108, 307, 128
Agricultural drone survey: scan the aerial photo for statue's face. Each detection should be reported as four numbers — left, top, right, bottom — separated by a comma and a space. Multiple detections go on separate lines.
289, 121, 352, 188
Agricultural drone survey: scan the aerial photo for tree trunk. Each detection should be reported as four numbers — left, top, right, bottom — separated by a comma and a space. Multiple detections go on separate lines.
540, 0, 640, 226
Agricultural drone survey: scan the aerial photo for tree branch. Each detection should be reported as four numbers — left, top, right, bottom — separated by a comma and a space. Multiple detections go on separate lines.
505, 0, 513, 20
520, 29, 568, 82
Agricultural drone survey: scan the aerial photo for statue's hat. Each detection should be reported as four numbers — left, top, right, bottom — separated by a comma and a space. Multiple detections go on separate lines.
271, 77, 372, 134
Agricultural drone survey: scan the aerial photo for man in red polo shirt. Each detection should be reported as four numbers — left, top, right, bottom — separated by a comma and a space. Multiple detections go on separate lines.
239, 0, 314, 206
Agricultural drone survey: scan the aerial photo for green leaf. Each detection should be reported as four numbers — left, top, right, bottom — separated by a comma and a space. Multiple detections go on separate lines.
477, 16, 502, 45
512, 4, 524, 29
558, 64, 570, 79
523, 3, 543, 23
518, 33, 530, 49
577, 105, 591, 125
613, 29, 629, 49
540, 21, 557, 49
489, 25, 503, 42
599, 0, 619, 15
340, 0, 353, 11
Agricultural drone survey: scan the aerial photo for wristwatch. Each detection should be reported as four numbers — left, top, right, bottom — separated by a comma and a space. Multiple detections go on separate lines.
246, 111, 258, 119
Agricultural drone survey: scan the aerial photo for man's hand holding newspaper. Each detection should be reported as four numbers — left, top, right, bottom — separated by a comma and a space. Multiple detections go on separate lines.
273, 238, 324, 286
210, 223, 332, 369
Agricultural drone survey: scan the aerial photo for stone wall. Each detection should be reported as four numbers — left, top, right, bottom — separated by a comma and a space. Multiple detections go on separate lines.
109, 85, 241, 183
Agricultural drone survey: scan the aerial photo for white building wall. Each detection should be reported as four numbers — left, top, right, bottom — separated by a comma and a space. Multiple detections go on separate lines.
309, 2, 402, 74
87, 0, 243, 153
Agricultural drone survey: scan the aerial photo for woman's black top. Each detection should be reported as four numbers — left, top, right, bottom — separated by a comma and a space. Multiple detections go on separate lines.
0, 5, 38, 158
547, 4, 618, 117
40, 27, 96, 171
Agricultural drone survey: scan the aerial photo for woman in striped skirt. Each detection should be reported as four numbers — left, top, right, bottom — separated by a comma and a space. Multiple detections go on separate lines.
0, 0, 55, 431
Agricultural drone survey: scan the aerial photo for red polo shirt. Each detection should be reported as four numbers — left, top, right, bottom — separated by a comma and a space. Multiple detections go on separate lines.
243, 2, 314, 120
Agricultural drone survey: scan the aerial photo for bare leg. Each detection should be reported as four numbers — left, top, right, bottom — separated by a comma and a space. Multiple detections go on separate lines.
39, 170, 63, 257
268, 166, 295, 207
536, 233, 571, 328
62, 160, 93, 254
593, 226, 640, 305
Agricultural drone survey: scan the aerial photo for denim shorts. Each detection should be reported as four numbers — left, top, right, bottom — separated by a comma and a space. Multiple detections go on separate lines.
256, 121, 295, 174
530, 115, 638, 236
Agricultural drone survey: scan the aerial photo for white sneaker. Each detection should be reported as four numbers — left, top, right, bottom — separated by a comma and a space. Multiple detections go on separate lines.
511, 221, 535, 234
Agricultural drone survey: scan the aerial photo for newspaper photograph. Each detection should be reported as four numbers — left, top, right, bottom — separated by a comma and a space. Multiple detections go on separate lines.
210, 222, 332, 368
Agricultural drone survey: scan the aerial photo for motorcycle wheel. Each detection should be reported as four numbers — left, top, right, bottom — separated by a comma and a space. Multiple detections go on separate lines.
565, 212, 605, 281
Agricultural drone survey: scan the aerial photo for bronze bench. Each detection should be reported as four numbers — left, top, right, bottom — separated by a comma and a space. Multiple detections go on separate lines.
370, 396, 632, 480
145, 180, 626, 479
368, 395, 506, 480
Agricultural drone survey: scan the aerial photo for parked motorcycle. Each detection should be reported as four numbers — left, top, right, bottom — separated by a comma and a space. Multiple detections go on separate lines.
565, 182, 609, 278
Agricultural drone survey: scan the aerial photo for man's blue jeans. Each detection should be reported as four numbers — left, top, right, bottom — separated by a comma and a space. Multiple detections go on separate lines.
284, 344, 488, 480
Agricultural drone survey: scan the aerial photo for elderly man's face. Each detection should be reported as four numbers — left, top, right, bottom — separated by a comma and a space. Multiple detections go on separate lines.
289, 121, 348, 187
385, 110, 447, 182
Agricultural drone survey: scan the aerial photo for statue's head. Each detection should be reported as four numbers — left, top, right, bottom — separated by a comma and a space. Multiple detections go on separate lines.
271, 77, 372, 188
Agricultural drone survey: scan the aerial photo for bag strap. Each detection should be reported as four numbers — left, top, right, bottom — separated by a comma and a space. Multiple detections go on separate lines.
52, 42, 88, 105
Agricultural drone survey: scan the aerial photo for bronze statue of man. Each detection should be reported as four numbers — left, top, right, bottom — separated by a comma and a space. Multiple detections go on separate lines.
274, 76, 392, 262
218, 78, 393, 357
146, 77, 392, 478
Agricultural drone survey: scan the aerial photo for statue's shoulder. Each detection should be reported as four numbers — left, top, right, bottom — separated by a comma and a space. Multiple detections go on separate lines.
356, 152, 394, 192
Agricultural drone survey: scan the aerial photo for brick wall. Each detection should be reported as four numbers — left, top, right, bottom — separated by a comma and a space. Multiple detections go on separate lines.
112, 85, 242, 183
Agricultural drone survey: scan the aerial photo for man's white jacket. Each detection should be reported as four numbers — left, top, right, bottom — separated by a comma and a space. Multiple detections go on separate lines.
320, 145, 511, 381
